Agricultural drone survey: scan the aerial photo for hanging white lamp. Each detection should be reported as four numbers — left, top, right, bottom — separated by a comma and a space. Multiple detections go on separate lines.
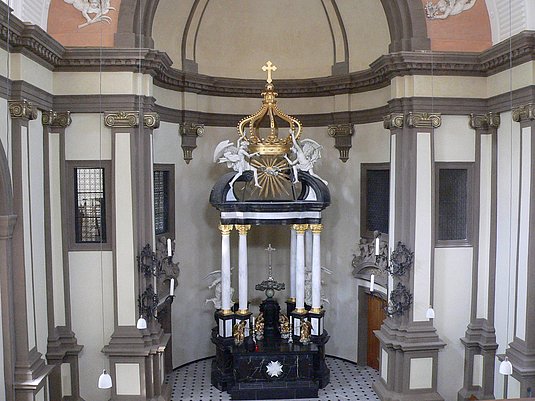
499, 357, 513, 375
426, 306, 435, 319
137, 315, 147, 330
98, 369, 113, 389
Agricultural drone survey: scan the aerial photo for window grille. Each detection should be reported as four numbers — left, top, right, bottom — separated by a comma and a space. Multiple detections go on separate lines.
361, 164, 390, 238
74, 167, 106, 243
438, 168, 468, 241
154, 170, 170, 235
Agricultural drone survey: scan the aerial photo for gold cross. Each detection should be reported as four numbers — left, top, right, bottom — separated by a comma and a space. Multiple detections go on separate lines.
262, 61, 277, 84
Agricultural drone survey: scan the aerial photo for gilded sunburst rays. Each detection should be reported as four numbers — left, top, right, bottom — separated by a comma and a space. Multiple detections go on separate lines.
250, 156, 291, 198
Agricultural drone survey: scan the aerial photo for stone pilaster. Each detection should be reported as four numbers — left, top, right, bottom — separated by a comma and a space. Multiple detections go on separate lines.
102, 111, 170, 401
458, 112, 500, 401
374, 111, 445, 401
8, 100, 54, 401
504, 104, 535, 397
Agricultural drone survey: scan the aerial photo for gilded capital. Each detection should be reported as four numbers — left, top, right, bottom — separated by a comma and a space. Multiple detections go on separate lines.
512, 104, 535, 122
292, 224, 309, 234
143, 112, 160, 129
8, 100, 37, 120
42, 111, 72, 128
469, 112, 500, 130
218, 224, 233, 235
406, 112, 441, 129
235, 224, 251, 235
309, 224, 323, 234
383, 113, 404, 130
104, 111, 140, 128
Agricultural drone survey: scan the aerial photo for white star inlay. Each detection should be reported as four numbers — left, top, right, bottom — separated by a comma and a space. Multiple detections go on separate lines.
266, 360, 283, 378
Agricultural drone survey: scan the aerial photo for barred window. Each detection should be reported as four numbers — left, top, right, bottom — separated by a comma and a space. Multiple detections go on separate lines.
361, 164, 390, 238
74, 167, 106, 243
436, 163, 473, 246
154, 170, 170, 235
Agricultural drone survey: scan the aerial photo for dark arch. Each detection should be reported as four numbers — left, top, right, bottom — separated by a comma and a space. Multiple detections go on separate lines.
380, 0, 430, 52
117, 0, 429, 55
0, 139, 13, 215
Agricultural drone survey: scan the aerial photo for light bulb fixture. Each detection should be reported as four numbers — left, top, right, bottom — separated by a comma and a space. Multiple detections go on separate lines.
98, 369, 113, 389
426, 306, 435, 319
136, 315, 147, 330
499, 357, 513, 376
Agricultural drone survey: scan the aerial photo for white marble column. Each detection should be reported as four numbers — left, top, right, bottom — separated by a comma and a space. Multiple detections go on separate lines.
236, 225, 251, 314
310, 224, 323, 312
293, 224, 308, 313
305, 229, 312, 270
290, 227, 296, 302
219, 224, 233, 313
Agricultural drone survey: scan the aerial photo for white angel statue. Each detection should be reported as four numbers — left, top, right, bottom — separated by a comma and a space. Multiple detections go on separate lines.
64, 0, 116, 29
284, 130, 328, 185
204, 269, 235, 309
425, 0, 476, 20
213, 138, 261, 189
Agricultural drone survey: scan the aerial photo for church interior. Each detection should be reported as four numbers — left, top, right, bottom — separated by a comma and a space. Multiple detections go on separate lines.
0, 1, 534, 400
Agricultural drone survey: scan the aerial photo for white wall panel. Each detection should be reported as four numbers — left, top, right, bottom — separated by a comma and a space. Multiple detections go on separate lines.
434, 116, 475, 162
65, 114, 112, 161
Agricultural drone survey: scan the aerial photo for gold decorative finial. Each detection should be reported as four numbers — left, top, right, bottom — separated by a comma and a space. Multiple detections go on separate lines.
262, 61, 277, 84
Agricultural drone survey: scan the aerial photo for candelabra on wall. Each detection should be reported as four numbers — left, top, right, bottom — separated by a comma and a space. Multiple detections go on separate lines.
136, 238, 179, 329
374, 233, 414, 317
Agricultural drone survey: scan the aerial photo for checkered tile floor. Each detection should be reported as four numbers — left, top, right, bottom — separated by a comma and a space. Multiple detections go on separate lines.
167, 356, 380, 401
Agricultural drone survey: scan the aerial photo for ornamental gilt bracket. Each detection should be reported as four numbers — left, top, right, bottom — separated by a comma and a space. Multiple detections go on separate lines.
180, 122, 205, 164
328, 123, 354, 162
512, 103, 535, 122
9, 100, 38, 120
42, 111, 72, 128
104, 111, 160, 129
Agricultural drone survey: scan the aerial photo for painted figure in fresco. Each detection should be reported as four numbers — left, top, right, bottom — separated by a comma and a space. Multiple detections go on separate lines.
284, 130, 327, 185
425, 0, 477, 19
213, 139, 261, 189
64, 0, 116, 28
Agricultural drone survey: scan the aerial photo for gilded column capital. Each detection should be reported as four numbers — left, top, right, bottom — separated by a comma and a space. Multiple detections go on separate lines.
469, 112, 500, 130
235, 225, 251, 235
180, 122, 205, 164
309, 224, 323, 234
104, 111, 140, 128
512, 103, 535, 122
383, 113, 404, 130
143, 112, 160, 129
292, 224, 309, 234
328, 123, 354, 163
8, 100, 37, 120
218, 224, 233, 235
406, 112, 441, 129
42, 110, 72, 128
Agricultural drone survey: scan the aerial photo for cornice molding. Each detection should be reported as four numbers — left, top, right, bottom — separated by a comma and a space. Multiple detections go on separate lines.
42, 110, 71, 128
8, 99, 37, 120
469, 112, 500, 130
512, 103, 535, 122
0, 4, 533, 100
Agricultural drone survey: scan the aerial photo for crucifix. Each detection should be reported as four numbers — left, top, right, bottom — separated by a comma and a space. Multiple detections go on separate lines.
265, 244, 276, 280
262, 61, 277, 84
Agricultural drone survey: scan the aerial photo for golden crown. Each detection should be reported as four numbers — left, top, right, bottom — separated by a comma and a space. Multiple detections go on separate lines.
237, 61, 302, 156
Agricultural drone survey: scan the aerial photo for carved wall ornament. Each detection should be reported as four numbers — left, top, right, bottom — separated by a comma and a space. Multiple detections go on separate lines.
42, 111, 72, 128
104, 111, 139, 128
425, 0, 477, 20
469, 112, 500, 130
406, 112, 442, 129
383, 113, 404, 130
386, 282, 413, 317
327, 123, 354, 162
180, 122, 204, 164
512, 104, 535, 122
8, 100, 38, 120
64, 0, 116, 29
